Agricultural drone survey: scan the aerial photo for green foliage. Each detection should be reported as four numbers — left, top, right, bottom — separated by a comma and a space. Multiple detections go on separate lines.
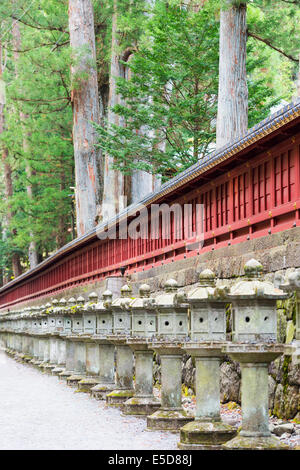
0, 0, 74, 278
95, 0, 298, 182
96, 1, 220, 180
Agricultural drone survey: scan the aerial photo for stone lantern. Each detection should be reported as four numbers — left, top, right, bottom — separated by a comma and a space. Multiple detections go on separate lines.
24, 308, 34, 362
29, 306, 43, 367
6, 311, 16, 356
43, 302, 58, 374
15, 310, 25, 361
59, 297, 77, 381
6, 311, 15, 356
178, 269, 236, 449
123, 284, 160, 416
77, 292, 102, 392
36, 306, 46, 367
12, 311, 22, 361
106, 284, 135, 407
38, 306, 51, 369
12, 310, 23, 362
147, 279, 193, 432
51, 298, 67, 376
279, 269, 300, 364
16, 311, 27, 362
66, 296, 87, 388
90, 290, 116, 400
222, 259, 289, 450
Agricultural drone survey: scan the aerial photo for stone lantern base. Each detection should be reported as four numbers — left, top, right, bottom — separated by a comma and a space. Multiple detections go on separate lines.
58, 369, 73, 381
222, 434, 290, 450
16, 353, 26, 363
77, 377, 100, 393
51, 366, 65, 376
106, 335, 135, 407
37, 361, 48, 370
90, 383, 115, 400
123, 396, 161, 416
223, 344, 290, 451
22, 354, 33, 363
178, 420, 236, 450
42, 363, 56, 374
66, 375, 85, 388
146, 342, 194, 432
106, 389, 135, 407
177, 342, 237, 449
123, 339, 161, 417
31, 358, 43, 368
147, 409, 193, 432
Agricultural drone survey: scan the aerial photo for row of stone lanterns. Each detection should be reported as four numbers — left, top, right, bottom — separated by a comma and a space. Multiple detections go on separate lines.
0, 259, 297, 450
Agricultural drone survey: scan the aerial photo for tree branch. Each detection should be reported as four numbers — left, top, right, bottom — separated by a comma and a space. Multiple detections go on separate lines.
11, 97, 69, 103
280, 0, 300, 4
247, 31, 298, 63
3, 41, 69, 53
11, 14, 69, 34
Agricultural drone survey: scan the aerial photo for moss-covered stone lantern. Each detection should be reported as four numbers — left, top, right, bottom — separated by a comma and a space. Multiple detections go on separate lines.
37, 306, 51, 370
65, 296, 87, 388
50, 298, 67, 376
90, 290, 116, 400
123, 284, 160, 416
106, 284, 135, 407
222, 259, 289, 450
178, 269, 236, 449
42, 301, 58, 374
147, 279, 193, 432
30, 306, 44, 368
59, 297, 77, 381
77, 292, 102, 393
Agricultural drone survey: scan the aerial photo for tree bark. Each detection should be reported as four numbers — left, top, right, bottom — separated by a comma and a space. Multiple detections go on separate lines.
68, 0, 103, 236
101, 0, 125, 221
12, 18, 39, 269
0, 37, 22, 281
130, 0, 160, 203
216, 1, 248, 149
101, 0, 159, 220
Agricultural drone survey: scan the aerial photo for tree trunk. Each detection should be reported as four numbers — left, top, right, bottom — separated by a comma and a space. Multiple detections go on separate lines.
68, 0, 103, 236
101, 0, 125, 221
216, 1, 248, 149
0, 38, 22, 281
130, 0, 159, 203
297, 52, 300, 98
12, 17, 39, 269
101, 0, 159, 220
24, 152, 39, 268
56, 164, 69, 248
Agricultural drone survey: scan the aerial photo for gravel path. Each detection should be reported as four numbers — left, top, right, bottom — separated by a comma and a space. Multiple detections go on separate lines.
0, 351, 178, 450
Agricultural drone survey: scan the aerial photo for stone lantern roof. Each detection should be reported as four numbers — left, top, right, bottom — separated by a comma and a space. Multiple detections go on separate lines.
129, 284, 155, 310
229, 259, 287, 300
155, 279, 189, 309
187, 269, 228, 302
112, 284, 133, 309
91, 290, 113, 312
